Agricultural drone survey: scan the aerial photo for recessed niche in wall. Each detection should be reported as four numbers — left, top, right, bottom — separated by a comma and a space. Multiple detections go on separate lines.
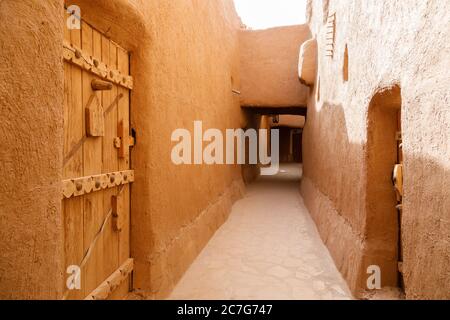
317, 77, 321, 102
343, 44, 349, 82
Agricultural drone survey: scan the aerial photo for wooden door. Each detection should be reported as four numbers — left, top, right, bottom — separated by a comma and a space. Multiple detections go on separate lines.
395, 110, 404, 289
62, 15, 135, 300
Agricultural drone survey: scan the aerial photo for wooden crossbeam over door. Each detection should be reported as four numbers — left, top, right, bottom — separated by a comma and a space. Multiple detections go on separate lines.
63, 12, 134, 300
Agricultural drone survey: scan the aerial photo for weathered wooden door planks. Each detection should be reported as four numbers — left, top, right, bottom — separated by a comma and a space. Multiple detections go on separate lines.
63, 16, 133, 300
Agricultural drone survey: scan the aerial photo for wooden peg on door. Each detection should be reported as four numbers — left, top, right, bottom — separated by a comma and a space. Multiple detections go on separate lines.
91, 79, 113, 91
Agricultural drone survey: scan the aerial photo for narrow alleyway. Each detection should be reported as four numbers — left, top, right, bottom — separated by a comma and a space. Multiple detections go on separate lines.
169, 164, 352, 300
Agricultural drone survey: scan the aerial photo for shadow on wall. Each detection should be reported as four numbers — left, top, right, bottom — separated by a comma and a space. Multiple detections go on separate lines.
401, 153, 450, 299
302, 101, 366, 294
241, 109, 263, 184
301, 90, 450, 299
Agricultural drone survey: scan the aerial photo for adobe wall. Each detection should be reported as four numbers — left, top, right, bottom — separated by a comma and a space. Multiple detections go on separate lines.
240, 25, 311, 108
0, 0, 64, 299
127, 0, 246, 299
301, 0, 450, 299
0, 0, 248, 299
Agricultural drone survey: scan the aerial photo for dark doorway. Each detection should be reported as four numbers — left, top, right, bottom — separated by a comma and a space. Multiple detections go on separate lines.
293, 130, 303, 163
366, 85, 403, 290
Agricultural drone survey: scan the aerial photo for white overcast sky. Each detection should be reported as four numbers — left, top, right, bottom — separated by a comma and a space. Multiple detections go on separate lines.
234, 0, 307, 29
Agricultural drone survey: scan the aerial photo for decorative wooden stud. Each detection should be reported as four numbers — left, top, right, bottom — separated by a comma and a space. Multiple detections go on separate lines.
106, 172, 123, 188
107, 173, 116, 188
91, 174, 105, 192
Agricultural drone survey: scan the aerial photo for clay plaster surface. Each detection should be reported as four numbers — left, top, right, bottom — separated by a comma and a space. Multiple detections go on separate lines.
302, 0, 450, 299
0, 0, 64, 299
239, 25, 311, 108
169, 164, 352, 300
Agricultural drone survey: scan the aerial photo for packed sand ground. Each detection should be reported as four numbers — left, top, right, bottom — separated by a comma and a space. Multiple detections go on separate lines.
169, 164, 352, 300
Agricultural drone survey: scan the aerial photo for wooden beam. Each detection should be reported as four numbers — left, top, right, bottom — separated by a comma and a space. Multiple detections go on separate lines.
63, 40, 133, 90
241, 106, 308, 117
85, 258, 133, 300
298, 38, 318, 87
62, 170, 135, 199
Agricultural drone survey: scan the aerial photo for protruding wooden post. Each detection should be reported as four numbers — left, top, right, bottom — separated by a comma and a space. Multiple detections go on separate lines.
91, 79, 113, 91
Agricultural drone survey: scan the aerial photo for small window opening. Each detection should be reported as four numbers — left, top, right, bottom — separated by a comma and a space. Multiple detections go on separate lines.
343, 44, 349, 82
317, 78, 321, 101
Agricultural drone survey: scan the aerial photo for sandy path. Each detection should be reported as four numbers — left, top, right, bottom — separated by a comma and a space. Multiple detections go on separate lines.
169, 164, 352, 300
